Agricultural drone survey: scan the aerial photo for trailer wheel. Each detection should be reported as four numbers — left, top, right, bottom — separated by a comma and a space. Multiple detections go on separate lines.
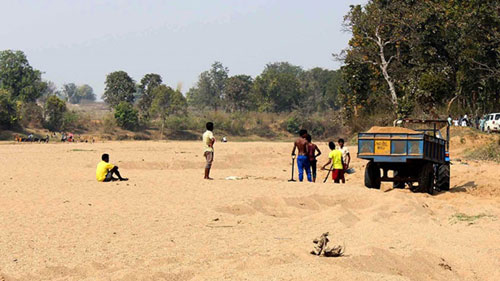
411, 163, 434, 194
364, 161, 380, 189
436, 164, 450, 191
393, 170, 406, 189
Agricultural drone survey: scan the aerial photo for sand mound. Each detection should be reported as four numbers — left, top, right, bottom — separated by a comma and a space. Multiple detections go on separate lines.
367, 126, 419, 134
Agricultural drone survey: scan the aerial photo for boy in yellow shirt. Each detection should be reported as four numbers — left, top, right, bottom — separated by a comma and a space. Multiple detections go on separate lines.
96, 153, 128, 182
321, 141, 344, 183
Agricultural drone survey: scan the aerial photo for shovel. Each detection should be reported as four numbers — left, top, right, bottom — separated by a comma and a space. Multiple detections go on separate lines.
288, 155, 296, 182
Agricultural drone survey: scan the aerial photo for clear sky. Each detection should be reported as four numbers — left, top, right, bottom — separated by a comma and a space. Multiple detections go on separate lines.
0, 0, 366, 98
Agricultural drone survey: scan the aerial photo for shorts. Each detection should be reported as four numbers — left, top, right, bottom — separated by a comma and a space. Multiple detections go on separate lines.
103, 171, 113, 182
204, 151, 214, 169
331, 169, 345, 182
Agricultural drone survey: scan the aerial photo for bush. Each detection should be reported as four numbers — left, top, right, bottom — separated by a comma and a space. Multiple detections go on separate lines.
62, 110, 80, 131
114, 102, 139, 130
165, 116, 190, 131
102, 113, 117, 133
251, 125, 277, 138
133, 133, 151, 140
286, 115, 300, 134
116, 134, 129, 140
284, 111, 341, 139
44, 95, 67, 131
18, 102, 43, 128
465, 139, 500, 162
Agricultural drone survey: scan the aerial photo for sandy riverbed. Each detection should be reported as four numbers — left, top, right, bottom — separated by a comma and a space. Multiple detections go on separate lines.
0, 140, 499, 280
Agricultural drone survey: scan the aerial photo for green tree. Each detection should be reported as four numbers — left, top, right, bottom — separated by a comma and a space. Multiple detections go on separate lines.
338, 60, 374, 118
38, 80, 59, 104
300, 68, 342, 112
187, 71, 212, 110
137, 73, 162, 120
18, 102, 44, 128
103, 71, 136, 107
62, 83, 79, 103
0, 89, 17, 128
339, 0, 500, 118
186, 62, 228, 111
253, 62, 303, 112
114, 101, 139, 130
44, 95, 67, 131
209, 61, 229, 111
0, 50, 46, 102
78, 84, 95, 102
224, 75, 254, 112
150, 85, 187, 138
340, 1, 423, 112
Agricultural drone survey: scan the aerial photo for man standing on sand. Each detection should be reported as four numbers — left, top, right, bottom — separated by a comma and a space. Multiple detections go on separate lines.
291, 129, 311, 182
306, 134, 321, 182
203, 122, 215, 180
338, 139, 350, 184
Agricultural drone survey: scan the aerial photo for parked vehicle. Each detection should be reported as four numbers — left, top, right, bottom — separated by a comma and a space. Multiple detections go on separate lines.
357, 119, 450, 195
484, 113, 500, 133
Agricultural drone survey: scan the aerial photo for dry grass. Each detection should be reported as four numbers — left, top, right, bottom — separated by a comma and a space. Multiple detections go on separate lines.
464, 138, 500, 162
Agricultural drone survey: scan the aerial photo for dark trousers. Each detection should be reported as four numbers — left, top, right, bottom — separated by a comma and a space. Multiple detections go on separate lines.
310, 160, 317, 179
103, 167, 121, 182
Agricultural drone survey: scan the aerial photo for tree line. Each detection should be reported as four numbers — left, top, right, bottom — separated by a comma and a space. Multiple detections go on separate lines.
186, 62, 341, 114
339, 0, 500, 123
0, 50, 96, 131
98, 62, 342, 137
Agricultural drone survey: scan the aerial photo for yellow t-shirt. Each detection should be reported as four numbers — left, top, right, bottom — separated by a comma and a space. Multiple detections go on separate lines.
203, 130, 214, 152
96, 161, 115, 182
328, 150, 343, 170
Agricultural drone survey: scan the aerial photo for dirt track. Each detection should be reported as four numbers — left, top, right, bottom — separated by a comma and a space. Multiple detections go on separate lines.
0, 140, 499, 280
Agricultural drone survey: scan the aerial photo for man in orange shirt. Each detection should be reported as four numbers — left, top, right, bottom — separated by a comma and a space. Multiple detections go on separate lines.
96, 154, 128, 182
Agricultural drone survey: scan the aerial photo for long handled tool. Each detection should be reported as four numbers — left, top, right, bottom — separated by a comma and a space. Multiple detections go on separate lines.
323, 162, 334, 183
288, 155, 297, 182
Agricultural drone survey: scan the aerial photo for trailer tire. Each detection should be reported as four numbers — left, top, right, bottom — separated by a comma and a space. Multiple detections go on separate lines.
411, 163, 434, 194
436, 164, 450, 191
365, 161, 380, 189
393, 170, 406, 189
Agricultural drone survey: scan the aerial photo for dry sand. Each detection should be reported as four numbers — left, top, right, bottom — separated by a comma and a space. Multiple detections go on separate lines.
0, 140, 499, 281
367, 126, 419, 134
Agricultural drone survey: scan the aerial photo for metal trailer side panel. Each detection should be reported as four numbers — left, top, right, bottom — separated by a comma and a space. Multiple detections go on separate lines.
357, 133, 445, 164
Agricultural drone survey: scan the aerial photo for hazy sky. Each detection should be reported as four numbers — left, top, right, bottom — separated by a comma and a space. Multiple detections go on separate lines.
0, 0, 366, 97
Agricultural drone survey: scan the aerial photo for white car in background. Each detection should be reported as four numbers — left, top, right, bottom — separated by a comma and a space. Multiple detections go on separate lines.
485, 113, 500, 133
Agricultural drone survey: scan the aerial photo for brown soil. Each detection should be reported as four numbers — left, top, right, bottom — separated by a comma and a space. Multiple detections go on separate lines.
367, 126, 419, 134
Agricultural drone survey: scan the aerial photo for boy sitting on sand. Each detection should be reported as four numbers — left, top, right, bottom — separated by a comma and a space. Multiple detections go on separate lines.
96, 153, 128, 182
321, 142, 344, 184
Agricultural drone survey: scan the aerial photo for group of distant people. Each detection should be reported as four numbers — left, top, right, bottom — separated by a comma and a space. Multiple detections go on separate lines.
15, 132, 95, 143
15, 134, 50, 143
292, 129, 350, 183
447, 114, 488, 131
95, 122, 352, 184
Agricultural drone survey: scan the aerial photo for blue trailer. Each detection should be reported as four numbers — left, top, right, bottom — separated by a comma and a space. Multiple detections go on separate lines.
357, 119, 450, 194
